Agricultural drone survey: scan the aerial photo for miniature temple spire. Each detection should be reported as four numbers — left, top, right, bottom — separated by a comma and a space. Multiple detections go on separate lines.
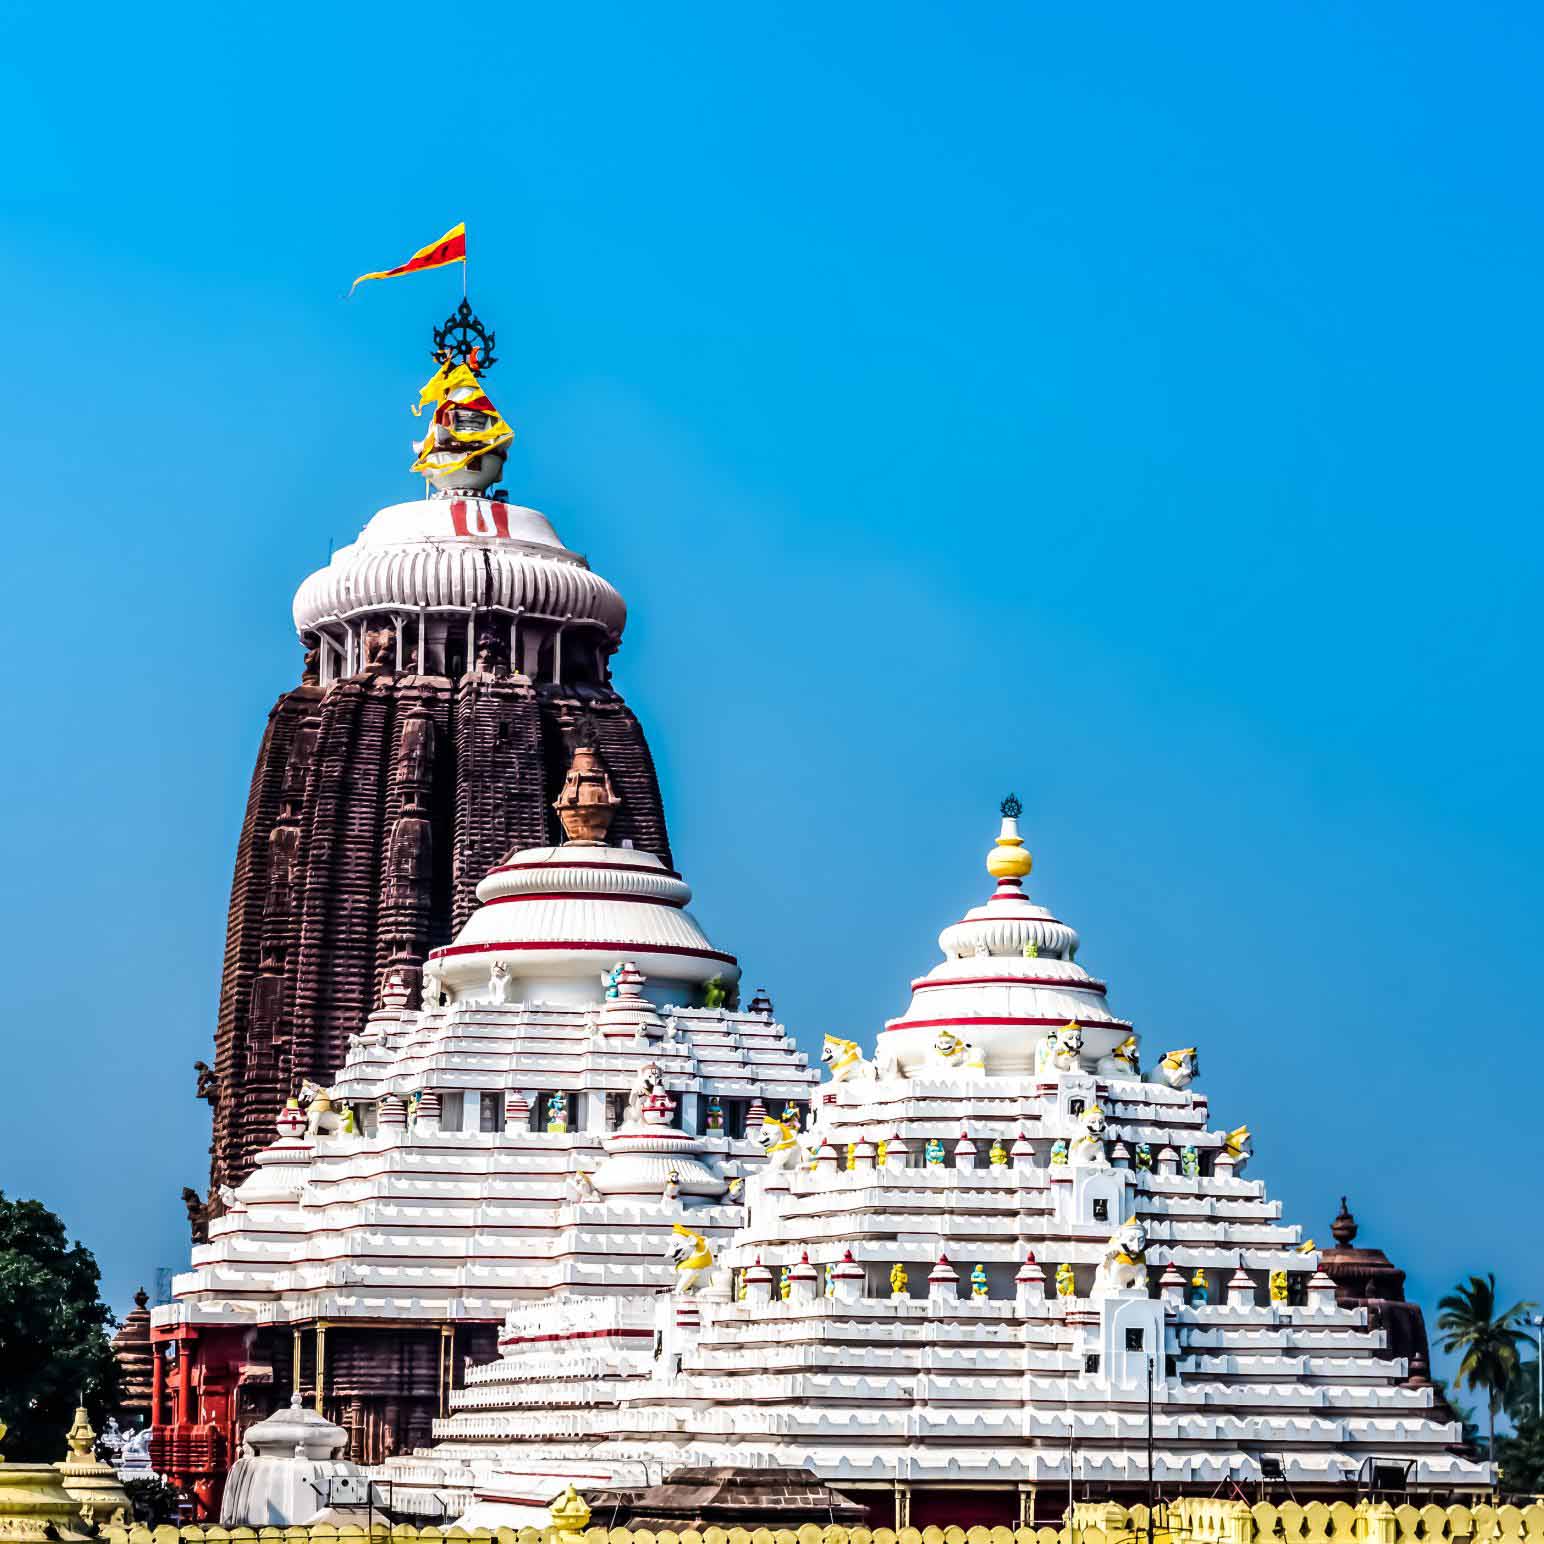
552, 746, 622, 845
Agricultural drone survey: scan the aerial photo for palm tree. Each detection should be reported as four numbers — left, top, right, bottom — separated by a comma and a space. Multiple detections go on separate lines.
1437, 1274, 1537, 1459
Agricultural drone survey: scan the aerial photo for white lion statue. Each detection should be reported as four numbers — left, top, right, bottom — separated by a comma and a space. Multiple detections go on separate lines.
754, 1116, 810, 1172
1095, 1033, 1141, 1078
486, 959, 513, 1004
821, 1034, 878, 1084
1068, 1104, 1110, 1168
1035, 1022, 1085, 1076
666, 1222, 714, 1294
926, 1029, 987, 1076
1147, 1046, 1199, 1090
298, 1079, 348, 1137
624, 1061, 668, 1123
1094, 1216, 1149, 1292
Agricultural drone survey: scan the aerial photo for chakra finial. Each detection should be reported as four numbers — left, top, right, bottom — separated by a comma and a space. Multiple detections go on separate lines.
986, 793, 1033, 881
432, 298, 498, 372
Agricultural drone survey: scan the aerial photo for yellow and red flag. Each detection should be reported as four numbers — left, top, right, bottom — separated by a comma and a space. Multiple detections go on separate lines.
350, 222, 466, 294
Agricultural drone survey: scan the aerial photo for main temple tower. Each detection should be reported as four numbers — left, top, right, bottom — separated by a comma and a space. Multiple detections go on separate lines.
204, 308, 672, 1200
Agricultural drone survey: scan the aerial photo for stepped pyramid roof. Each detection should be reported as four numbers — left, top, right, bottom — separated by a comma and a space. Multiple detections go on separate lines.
392, 801, 1485, 1527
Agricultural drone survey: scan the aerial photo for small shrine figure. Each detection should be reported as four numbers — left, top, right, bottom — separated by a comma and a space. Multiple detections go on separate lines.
1134, 1141, 1153, 1172
845, 1143, 856, 1171
971, 1263, 989, 1299
662, 1167, 680, 1202
1180, 1145, 1200, 1178
778, 1265, 791, 1301
876, 1138, 888, 1166
1049, 1138, 1069, 1167
1189, 1267, 1209, 1306
703, 975, 729, 1009
988, 1139, 1008, 1168
603, 963, 623, 999
1269, 1269, 1289, 1304
706, 1096, 724, 1133
1024, 939, 1039, 959
782, 1101, 802, 1131
824, 1262, 837, 1298
546, 1092, 568, 1134
726, 1175, 745, 1202
735, 1270, 748, 1302
925, 1137, 946, 1167
1055, 1261, 1076, 1297
890, 1261, 909, 1298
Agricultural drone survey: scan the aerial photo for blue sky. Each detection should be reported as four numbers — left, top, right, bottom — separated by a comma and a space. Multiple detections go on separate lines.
2, 2, 1541, 1383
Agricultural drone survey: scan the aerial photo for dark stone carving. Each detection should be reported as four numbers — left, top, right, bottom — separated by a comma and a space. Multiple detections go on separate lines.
182, 1186, 209, 1245
193, 1061, 219, 1106
205, 672, 670, 1195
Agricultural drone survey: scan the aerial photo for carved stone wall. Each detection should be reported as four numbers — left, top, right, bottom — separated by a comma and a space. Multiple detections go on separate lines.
207, 671, 671, 1195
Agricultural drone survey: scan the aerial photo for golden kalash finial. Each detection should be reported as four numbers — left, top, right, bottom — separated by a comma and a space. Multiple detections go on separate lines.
549, 1484, 592, 1540
552, 745, 622, 844
986, 794, 1033, 881
63, 1407, 93, 1463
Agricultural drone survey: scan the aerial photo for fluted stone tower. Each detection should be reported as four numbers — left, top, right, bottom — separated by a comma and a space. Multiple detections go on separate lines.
206, 375, 671, 1199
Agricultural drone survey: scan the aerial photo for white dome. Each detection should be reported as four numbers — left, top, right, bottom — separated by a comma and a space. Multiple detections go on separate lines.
291, 497, 626, 639
433, 843, 738, 1006
882, 873, 1131, 1075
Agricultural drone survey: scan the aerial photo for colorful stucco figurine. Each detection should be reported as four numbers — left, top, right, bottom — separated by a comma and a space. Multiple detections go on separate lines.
1050, 1138, 1069, 1167
1023, 938, 1039, 958
778, 1265, 791, 1301
781, 1100, 801, 1130
845, 1143, 856, 1170
1055, 1261, 1076, 1297
702, 975, 728, 1009
890, 1261, 909, 1297
876, 1138, 888, 1166
706, 1096, 724, 1132
925, 1137, 946, 1167
989, 1139, 1009, 1168
971, 1263, 989, 1298
1189, 1267, 1209, 1306
1181, 1145, 1200, 1178
1134, 1141, 1153, 1171
1269, 1269, 1289, 1303
546, 1091, 568, 1133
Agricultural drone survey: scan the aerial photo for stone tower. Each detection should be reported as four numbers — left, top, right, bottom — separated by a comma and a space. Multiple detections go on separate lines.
204, 348, 671, 1198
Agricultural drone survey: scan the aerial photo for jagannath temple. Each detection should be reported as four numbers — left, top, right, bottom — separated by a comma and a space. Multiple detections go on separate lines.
139, 282, 1482, 1526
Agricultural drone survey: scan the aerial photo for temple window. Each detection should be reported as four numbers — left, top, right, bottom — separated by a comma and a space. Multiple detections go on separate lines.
478, 1093, 503, 1134
1125, 1328, 1145, 1352
605, 1093, 627, 1130
1084, 1354, 1100, 1374
439, 1091, 465, 1132
1093, 1199, 1109, 1222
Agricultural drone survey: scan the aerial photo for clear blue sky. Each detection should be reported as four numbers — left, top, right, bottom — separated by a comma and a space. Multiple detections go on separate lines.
2, 3, 1540, 1386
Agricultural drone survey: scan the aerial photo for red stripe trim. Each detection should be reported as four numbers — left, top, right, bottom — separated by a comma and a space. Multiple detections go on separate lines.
911, 974, 1108, 994
488, 858, 681, 879
497, 1328, 653, 1347
429, 940, 736, 965
881, 1014, 1133, 1032
482, 891, 685, 909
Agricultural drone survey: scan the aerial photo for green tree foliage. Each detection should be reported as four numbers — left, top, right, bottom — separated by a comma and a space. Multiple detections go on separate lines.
1497, 1414, 1544, 1499
1437, 1273, 1537, 1460
0, 1191, 121, 1459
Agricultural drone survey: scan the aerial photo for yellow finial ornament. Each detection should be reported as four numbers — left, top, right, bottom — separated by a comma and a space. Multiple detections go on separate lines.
986, 793, 1033, 880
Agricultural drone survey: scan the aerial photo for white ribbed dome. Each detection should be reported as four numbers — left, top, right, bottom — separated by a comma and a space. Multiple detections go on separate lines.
291, 497, 626, 638
433, 843, 738, 1006
881, 866, 1131, 1075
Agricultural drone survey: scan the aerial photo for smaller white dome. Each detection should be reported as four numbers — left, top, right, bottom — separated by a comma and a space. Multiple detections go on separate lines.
433, 843, 738, 1007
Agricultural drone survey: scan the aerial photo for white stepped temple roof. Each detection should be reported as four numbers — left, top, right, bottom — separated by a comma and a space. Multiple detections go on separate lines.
393, 801, 1486, 1525
155, 821, 817, 1339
